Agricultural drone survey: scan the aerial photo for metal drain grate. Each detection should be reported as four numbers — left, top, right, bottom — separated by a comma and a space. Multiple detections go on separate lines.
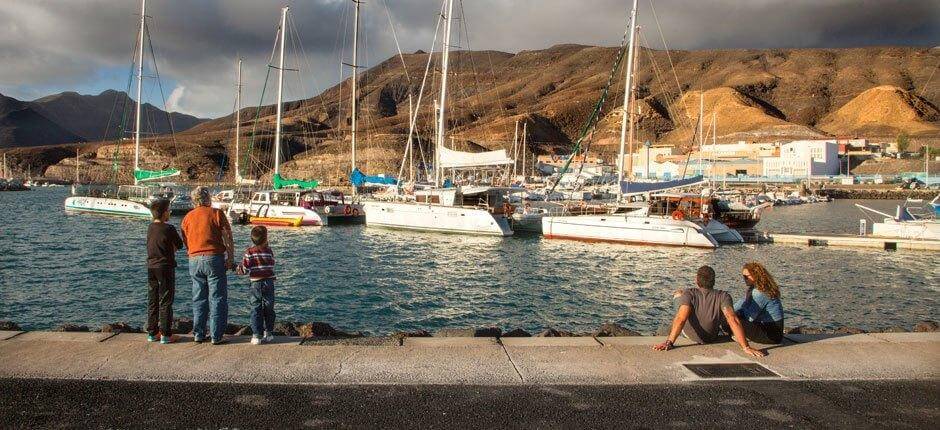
683, 363, 780, 379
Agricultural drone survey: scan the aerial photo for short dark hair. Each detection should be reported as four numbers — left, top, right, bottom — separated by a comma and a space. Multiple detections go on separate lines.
696, 265, 716, 289
250, 225, 268, 245
149, 199, 170, 220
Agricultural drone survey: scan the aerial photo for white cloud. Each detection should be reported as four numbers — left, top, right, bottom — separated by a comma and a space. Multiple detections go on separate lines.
166, 85, 186, 114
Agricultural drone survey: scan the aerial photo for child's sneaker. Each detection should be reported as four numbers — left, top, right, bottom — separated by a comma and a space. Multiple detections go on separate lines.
147, 334, 159, 342
250, 336, 263, 345
160, 335, 175, 344
263, 331, 274, 343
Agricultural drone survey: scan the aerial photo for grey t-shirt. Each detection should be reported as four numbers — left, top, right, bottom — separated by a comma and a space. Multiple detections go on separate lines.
677, 287, 734, 344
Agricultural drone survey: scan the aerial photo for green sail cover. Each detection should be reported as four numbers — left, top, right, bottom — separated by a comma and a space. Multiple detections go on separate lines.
134, 168, 181, 182
272, 173, 318, 190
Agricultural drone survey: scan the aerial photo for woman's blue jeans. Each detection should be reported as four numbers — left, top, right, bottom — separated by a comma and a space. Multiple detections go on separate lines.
189, 254, 228, 341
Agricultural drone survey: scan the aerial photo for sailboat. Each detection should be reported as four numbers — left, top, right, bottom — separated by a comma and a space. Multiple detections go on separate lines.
212, 58, 258, 213
224, 6, 362, 227
64, 0, 189, 218
362, 0, 514, 236
541, 0, 719, 248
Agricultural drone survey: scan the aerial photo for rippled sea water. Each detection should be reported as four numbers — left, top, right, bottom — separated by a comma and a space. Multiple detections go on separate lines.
1, 188, 937, 333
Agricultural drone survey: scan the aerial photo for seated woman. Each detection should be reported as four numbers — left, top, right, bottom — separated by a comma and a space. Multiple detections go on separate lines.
735, 262, 785, 344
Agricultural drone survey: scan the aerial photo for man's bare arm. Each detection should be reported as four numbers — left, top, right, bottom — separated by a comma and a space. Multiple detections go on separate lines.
653, 305, 691, 351
722, 307, 766, 357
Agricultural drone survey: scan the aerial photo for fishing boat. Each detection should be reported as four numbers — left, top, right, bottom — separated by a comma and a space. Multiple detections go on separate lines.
362, 0, 513, 237
64, 0, 188, 219
857, 199, 940, 241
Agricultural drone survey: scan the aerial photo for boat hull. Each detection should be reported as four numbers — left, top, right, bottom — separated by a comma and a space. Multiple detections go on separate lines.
64, 196, 152, 219
705, 219, 745, 244
872, 220, 940, 241
227, 202, 324, 226
363, 201, 513, 236
542, 214, 718, 248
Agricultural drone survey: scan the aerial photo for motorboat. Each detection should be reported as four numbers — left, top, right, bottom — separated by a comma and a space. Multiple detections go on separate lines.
364, 186, 513, 236
226, 189, 363, 227
857, 199, 940, 241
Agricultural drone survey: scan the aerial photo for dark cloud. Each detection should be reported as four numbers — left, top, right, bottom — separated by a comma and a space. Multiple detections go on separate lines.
0, 0, 936, 117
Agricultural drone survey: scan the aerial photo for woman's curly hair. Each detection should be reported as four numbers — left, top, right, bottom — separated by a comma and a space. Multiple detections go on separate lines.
743, 262, 780, 299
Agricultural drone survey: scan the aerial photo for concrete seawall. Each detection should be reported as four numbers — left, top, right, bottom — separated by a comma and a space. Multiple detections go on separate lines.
1, 330, 937, 385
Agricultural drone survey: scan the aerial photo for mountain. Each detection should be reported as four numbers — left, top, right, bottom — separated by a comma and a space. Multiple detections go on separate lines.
22, 45, 940, 183
30, 90, 207, 142
0, 94, 85, 149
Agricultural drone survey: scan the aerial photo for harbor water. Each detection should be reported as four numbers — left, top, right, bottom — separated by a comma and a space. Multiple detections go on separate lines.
1, 188, 937, 334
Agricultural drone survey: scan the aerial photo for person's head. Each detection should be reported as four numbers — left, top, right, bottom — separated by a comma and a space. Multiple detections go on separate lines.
695, 265, 716, 289
191, 186, 212, 207
742, 262, 780, 299
250, 225, 268, 246
149, 199, 170, 222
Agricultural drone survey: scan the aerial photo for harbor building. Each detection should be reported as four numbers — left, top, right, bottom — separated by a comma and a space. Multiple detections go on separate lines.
762, 139, 840, 177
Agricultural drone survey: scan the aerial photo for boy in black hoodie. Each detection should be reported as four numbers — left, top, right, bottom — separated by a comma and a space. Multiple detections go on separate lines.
146, 200, 184, 344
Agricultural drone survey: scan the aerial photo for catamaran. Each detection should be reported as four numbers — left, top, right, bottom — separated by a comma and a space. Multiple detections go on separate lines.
220, 6, 362, 227
64, 0, 189, 218
362, 0, 514, 236
540, 0, 722, 248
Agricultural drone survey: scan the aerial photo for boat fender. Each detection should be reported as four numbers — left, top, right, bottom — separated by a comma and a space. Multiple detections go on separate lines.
325, 206, 331, 214
672, 209, 685, 221
352, 208, 360, 216
344, 205, 352, 215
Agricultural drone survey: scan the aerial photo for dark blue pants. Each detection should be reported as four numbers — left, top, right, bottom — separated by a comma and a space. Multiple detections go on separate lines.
248, 279, 276, 337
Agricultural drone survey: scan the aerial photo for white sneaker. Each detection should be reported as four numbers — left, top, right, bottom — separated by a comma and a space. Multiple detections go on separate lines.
250, 336, 263, 345
263, 331, 274, 343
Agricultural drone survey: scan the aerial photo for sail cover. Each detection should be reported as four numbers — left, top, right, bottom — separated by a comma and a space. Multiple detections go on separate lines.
273, 173, 318, 190
620, 175, 705, 195
438, 146, 514, 169
134, 168, 181, 182
350, 168, 397, 187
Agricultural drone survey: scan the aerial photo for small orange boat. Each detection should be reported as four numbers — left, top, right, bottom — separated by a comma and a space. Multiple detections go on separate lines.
248, 216, 303, 227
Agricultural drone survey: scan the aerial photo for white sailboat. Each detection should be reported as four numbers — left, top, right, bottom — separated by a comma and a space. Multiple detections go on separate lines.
224, 6, 361, 227
541, 0, 719, 248
363, 0, 513, 237
64, 0, 187, 218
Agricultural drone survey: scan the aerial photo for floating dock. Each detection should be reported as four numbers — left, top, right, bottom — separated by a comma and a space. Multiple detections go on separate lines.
759, 232, 940, 251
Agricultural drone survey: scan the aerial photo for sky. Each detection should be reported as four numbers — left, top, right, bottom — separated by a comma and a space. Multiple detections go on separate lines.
1, 0, 937, 118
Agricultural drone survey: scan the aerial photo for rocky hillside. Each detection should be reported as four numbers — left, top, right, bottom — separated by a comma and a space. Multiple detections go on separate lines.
20, 45, 940, 183
0, 94, 85, 149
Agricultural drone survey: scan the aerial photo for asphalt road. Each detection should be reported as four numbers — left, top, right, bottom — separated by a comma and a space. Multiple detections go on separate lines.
1, 378, 937, 429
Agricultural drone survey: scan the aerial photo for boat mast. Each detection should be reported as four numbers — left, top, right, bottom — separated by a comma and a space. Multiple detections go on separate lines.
522, 121, 528, 184
697, 93, 704, 177
435, 0, 455, 187
134, 0, 146, 185
234, 57, 243, 182
626, 25, 640, 181
616, 0, 638, 202
75, 148, 80, 184
350, 0, 361, 189
273, 6, 288, 176
512, 119, 519, 178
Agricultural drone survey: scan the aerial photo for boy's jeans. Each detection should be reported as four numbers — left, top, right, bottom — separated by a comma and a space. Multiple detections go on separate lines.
248, 279, 276, 337
189, 254, 228, 341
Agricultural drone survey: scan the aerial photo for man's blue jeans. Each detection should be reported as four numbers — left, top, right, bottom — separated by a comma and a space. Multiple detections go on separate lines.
248, 279, 276, 337
189, 254, 228, 341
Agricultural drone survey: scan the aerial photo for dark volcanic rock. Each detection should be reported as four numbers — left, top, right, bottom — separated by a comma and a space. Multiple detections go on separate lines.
225, 324, 246, 335
502, 328, 532, 337
100, 322, 142, 333
392, 330, 432, 340
234, 326, 252, 336
536, 328, 575, 337
55, 324, 89, 332
784, 326, 825, 335
913, 320, 939, 332
435, 327, 502, 338
297, 322, 339, 338
172, 318, 193, 334
0, 321, 21, 331
594, 323, 641, 337
881, 326, 908, 333
273, 321, 300, 337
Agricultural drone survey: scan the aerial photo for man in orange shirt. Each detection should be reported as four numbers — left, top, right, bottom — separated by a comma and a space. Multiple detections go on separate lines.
181, 186, 236, 345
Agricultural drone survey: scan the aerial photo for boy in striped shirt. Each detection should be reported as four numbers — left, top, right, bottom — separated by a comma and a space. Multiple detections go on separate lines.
236, 226, 277, 345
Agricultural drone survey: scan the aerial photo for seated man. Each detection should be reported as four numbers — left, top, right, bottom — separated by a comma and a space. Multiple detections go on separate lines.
653, 265, 765, 357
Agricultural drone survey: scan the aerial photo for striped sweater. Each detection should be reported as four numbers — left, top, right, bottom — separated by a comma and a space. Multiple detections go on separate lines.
239, 245, 276, 281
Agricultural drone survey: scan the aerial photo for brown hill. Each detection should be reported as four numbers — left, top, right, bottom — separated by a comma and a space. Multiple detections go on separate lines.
21, 45, 940, 183
817, 85, 940, 137
0, 94, 85, 149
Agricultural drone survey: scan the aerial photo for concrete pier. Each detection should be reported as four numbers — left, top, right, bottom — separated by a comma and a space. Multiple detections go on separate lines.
1, 330, 937, 385
764, 233, 940, 251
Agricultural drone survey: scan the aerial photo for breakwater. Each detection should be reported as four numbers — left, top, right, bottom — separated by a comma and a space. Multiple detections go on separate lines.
817, 188, 938, 200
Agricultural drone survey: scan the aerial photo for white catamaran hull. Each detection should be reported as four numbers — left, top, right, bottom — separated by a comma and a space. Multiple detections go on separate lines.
871, 220, 940, 241
64, 196, 152, 218
225, 202, 325, 226
704, 219, 745, 244
542, 214, 718, 248
363, 201, 513, 236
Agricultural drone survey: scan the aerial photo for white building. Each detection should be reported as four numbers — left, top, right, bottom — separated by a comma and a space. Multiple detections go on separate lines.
762, 140, 840, 177
695, 141, 779, 160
